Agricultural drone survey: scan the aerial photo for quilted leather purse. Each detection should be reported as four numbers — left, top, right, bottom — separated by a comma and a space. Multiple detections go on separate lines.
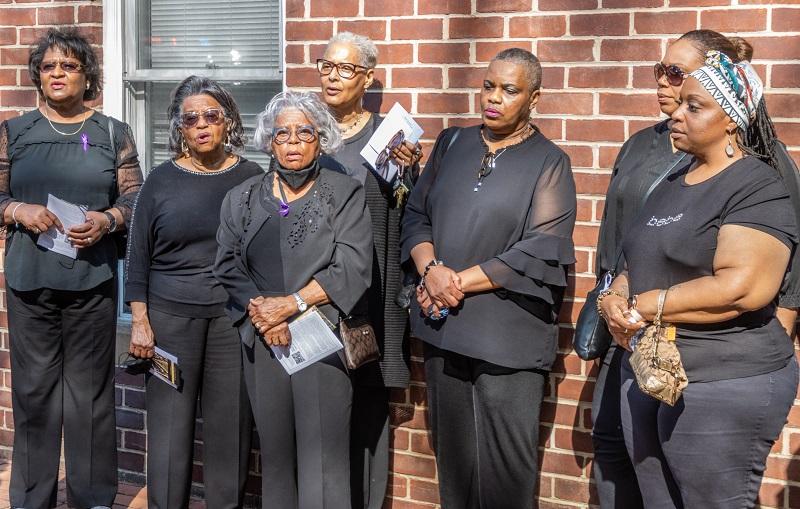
629, 289, 688, 406
339, 315, 380, 370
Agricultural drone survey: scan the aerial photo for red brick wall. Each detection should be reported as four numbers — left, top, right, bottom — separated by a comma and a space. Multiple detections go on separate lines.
2, 0, 800, 508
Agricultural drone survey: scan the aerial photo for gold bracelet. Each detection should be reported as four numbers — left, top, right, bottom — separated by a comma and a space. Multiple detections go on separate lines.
596, 289, 626, 319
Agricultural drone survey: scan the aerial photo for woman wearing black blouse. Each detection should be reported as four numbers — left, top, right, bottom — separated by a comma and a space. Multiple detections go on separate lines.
0, 28, 143, 508
214, 90, 372, 508
401, 48, 576, 509
317, 32, 422, 509
599, 51, 798, 507
125, 76, 260, 509
589, 30, 800, 508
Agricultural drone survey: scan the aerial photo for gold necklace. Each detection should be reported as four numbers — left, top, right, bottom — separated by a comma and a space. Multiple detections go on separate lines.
339, 111, 365, 136
42, 101, 89, 136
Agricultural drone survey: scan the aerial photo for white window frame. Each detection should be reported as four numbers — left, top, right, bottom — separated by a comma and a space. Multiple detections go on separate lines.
102, 0, 286, 323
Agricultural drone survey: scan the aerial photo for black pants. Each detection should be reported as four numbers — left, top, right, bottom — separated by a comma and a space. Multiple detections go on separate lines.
350, 385, 390, 509
145, 309, 252, 509
621, 353, 798, 508
423, 343, 546, 509
7, 281, 117, 509
591, 344, 644, 509
243, 341, 352, 509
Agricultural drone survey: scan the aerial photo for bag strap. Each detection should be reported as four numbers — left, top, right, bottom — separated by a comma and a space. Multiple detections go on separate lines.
654, 288, 668, 326
609, 151, 688, 273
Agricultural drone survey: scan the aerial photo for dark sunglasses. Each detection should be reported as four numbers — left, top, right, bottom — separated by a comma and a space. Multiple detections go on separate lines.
654, 62, 688, 87
39, 60, 83, 74
273, 125, 317, 144
375, 130, 406, 179
181, 108, 225, 128
316, 58, 369, 80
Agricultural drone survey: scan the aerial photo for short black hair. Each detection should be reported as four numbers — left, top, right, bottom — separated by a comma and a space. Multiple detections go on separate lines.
28, 27, 101, 101
492, 48, 542, 91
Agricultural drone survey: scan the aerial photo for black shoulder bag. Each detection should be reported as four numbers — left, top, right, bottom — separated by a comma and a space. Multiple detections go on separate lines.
573, 152, 687, 361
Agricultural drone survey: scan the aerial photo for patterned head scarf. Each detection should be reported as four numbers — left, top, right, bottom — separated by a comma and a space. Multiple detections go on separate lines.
688, 50, 764, 130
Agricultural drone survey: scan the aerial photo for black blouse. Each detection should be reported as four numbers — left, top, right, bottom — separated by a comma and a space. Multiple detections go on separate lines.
0, 110, 142, 291
214, 167, 373, 347
401, 125, 577, 370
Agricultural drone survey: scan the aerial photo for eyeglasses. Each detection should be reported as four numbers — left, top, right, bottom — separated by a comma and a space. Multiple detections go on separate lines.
181, 109, 225, 128
273, 125, 317, 144
654, 62, 689, 87
375, 130, 405, 179
316, 58, 369, 80
39, 60, 83, 74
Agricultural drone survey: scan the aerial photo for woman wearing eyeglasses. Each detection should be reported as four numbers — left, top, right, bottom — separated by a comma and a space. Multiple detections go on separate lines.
401, 48, 576, 509
0, 28, 143, 508
316, 32, 421, 509
125, 75, 261, 508
588, 30, 800, 508
214, 90, 372, 508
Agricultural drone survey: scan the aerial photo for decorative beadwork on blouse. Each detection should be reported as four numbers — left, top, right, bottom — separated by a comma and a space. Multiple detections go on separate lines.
287, 181, 333, 248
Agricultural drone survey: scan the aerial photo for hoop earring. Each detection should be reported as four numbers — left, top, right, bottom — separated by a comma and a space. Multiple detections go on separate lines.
181, 136, 189, 156
725, 132, 735, 158
224, 129, 232, 152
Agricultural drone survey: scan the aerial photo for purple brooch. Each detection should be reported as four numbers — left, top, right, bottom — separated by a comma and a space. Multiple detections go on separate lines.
81, 133, 89, 153
279, 200, 290, 217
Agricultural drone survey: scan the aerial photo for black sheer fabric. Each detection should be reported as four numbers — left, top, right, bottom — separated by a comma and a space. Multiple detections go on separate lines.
400, 125, 576, 370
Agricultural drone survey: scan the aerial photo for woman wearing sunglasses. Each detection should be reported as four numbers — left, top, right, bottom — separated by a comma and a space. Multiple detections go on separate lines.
125, 75, 262, 508
401, 48, 576, 509
316, 31, 421, 509
215, 90, 372, 508
0, 28, 143, 508
589, 30, 800, 508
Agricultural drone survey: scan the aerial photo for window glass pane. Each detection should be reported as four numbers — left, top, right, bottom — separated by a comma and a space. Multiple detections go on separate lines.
145, 81, 280, 171
138, 0, 280, 70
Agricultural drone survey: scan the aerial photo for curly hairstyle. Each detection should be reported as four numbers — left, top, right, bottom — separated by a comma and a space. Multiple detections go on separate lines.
166, 76, 247, 156
253, 90, 342, 155
28, 26, 102, 101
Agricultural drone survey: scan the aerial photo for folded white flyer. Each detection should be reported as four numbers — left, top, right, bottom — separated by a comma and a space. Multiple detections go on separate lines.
36, 194, 87, 259
360, 102, 424, 184
271, 307, 343, 375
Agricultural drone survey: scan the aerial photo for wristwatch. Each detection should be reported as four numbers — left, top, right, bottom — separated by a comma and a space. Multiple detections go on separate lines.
292, 292, 308, 313
103, 211, 117, 233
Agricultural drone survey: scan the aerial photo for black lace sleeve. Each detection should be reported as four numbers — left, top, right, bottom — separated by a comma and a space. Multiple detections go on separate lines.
0, 121, 12, 225
113, 122, 143, 225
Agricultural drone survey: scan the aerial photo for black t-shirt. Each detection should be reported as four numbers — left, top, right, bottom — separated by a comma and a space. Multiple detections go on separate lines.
623, 156, 797, 382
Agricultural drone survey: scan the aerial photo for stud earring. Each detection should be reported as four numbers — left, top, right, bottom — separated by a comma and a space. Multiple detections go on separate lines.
725, 132, 735, 158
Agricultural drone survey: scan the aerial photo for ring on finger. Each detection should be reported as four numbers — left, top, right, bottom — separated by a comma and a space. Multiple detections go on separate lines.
623, 328, 628, 333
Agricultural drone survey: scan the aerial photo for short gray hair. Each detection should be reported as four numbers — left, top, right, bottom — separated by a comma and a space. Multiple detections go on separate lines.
326, 32, 379, 69
492, 48, 542, 91
253, 91, 342, 155
167, 76, 246, 156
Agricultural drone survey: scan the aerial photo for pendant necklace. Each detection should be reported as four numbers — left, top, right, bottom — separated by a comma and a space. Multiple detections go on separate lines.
276, 175, 291, 217
339, 111, 364, 137
474, 124, 534, 192
42, 100, 88, 136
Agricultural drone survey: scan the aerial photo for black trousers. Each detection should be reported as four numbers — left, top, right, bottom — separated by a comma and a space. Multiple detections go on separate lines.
243, 342, 352, 509
423, 343, 546, 509
7, 281, 118, 509
591, 344, 644, 509
350, 385, 390, 509
145, 308, 252, 509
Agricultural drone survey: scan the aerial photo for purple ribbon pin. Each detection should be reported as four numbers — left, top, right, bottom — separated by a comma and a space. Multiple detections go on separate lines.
81, 133, 89, 153
279, 200, 290, 217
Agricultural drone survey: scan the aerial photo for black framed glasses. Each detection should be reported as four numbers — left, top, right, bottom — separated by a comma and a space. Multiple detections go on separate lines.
375, 130, 405, 180
39, 60, 84, 74
273, 125, 317, 144
181, 108, 225, 128
654, 62, 688, 86
316, 58, 369, 80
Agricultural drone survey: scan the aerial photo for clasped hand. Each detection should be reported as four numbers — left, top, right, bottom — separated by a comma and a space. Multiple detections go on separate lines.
598, 294, 648, 352
248, 296, 297, 346
416, 265, 464, 319
15, 204, 109, 248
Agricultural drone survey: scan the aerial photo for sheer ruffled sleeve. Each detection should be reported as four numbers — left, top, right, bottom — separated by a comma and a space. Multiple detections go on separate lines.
479, 151, 577, 304
0, 121, 12, 225
112, 122, 143, 225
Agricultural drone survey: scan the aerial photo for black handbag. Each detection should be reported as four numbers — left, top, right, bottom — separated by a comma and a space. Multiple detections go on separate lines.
573, 152, 687, 361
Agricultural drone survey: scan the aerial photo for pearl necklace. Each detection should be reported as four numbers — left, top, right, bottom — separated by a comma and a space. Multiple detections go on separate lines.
42, 101, 89, 136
